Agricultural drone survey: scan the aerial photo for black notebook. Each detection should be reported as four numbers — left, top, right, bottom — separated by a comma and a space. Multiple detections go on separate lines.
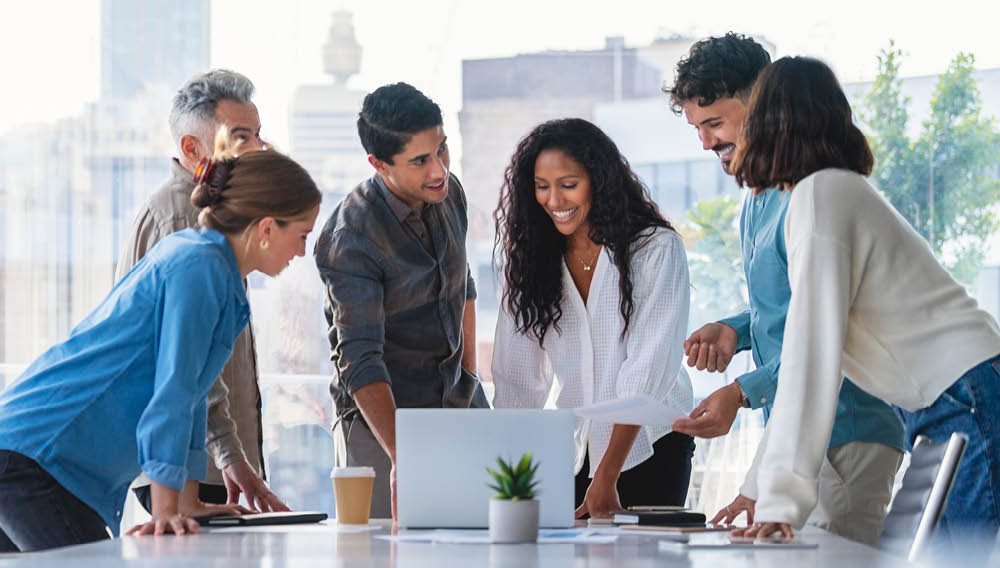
612, 510, 707, 526
198, 511, 328, 526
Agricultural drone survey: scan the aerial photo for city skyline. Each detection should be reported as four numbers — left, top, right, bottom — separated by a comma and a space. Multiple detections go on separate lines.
4, 0, 1000, 150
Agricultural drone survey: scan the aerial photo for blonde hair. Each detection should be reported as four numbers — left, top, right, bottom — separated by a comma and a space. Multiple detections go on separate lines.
190, 127, 321, 234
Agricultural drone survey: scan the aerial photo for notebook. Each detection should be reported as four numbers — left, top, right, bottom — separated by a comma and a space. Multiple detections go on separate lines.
613, 510, 707, 525
198, 511, 328, 526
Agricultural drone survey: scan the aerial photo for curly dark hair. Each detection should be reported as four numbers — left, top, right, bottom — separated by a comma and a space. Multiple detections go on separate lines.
357, 82, 442, 164
665, 32, 771, 114
732, 56, 873, 191
494, 118, 674, 346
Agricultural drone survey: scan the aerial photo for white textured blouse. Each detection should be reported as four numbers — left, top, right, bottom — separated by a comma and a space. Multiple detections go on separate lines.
753, 169, 1000, 527
492, 227, 693, 476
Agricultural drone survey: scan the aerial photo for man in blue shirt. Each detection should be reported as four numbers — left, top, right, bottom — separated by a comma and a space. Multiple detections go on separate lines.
666, 33, 905, 545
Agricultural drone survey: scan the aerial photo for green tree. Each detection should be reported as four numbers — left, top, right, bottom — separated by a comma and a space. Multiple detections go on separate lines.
862, 43, 1000, 285
682, 195, 747, 320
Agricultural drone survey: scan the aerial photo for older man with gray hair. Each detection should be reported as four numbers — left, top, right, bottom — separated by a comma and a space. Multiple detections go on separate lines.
117, 69, 288, 514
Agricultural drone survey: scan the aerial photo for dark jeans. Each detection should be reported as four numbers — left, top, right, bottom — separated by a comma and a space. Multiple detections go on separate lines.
132, 482, 228, 513
0, 450, 109, 553
896, 354, 1000, 546
574, 431, 695, 513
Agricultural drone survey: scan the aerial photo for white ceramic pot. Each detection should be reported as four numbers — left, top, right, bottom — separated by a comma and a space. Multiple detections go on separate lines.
489, 498, 539, 543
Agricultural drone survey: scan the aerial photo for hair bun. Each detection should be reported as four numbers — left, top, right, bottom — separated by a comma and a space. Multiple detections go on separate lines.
192, 157, 236, 206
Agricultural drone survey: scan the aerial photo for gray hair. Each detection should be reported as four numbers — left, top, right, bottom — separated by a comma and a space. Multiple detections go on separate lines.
169, 69, 255, 147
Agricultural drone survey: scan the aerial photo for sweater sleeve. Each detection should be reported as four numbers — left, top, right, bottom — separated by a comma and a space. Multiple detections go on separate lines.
753, 204, 851, 527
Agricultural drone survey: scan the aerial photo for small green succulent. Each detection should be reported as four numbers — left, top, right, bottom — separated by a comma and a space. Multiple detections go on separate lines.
486, 452, 540, 500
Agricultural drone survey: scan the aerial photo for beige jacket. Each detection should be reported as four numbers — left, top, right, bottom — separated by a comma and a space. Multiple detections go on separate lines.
119, 159, 264, 487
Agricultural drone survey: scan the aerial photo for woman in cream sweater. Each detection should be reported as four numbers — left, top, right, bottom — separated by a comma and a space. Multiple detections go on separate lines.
729, 56, 1000, 545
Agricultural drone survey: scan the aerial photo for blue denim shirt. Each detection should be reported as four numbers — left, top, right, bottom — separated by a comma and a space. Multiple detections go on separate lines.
719, 189, 904, 451
0, 228, 249, 534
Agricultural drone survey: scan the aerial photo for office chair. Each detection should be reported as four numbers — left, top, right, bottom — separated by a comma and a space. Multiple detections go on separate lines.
878, 432, 967, 563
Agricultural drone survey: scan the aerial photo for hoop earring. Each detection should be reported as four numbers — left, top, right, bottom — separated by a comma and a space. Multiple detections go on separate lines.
260, 240, 269, 250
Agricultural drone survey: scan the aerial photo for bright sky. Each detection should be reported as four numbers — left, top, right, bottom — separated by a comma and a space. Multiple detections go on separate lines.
2, 0, 1000, 147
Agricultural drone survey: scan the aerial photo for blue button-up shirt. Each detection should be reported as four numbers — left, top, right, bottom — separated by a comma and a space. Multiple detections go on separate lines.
719, 188, 904, 451
0, 228, 249, 534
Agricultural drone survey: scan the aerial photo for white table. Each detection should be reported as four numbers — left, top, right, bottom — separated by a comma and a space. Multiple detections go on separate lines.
0, 522, 917, 567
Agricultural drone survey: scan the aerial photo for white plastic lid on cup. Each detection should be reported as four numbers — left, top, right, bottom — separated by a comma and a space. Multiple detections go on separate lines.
330, 466, 376, 478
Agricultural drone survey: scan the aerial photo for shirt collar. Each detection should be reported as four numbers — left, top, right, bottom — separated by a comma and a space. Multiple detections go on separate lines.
372, 174, 425, 222
170, 158, 194, 186
198, 227, 244, 288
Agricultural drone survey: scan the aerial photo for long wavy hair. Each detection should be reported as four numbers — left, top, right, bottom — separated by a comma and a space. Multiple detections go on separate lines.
494, 118, 674, 346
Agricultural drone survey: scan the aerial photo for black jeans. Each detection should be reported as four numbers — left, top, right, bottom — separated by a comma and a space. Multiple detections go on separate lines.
132, 482, 228, 513
575, 431, 695, 512
0, 450, 110, 552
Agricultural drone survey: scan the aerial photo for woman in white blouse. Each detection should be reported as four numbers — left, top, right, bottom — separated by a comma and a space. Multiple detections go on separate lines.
492, 118, 695, 518
728, 56, 1000, 546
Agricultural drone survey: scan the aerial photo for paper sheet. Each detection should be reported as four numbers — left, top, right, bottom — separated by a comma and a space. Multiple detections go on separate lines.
378, 529, 617, 544
573, 394, 688, 426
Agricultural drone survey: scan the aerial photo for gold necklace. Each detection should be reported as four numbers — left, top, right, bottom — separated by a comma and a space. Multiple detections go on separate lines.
572, 246, 601, 271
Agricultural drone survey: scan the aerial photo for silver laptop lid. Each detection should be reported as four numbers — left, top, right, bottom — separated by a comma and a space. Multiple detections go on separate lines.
395, 408, 575, 529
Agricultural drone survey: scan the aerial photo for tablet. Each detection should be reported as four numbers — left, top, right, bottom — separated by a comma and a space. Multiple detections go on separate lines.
198, 511, 328, 526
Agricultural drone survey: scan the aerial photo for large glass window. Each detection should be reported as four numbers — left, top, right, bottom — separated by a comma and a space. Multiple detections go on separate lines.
2, 2, 999, 529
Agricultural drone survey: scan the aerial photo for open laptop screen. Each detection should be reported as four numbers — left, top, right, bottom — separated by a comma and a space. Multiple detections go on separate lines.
395, 409, 575, 528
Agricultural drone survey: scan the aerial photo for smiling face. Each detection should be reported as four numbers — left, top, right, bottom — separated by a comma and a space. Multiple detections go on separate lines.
533, 149, 593, 239
254, 205, 320, 277
683, 96, 747, 174
370, 125, 450, 211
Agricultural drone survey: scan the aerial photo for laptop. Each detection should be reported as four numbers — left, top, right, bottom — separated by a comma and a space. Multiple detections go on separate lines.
395, 408, 575, 528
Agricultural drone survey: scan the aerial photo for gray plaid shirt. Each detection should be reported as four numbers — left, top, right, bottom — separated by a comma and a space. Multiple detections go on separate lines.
315, 174, 477, 421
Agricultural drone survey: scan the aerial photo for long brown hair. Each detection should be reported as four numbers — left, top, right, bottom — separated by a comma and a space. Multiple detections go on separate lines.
731, 56, 873, 192
191, 128, 321, 233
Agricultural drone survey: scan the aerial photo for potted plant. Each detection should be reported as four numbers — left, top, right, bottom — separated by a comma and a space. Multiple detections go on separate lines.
486, 452, 541, 543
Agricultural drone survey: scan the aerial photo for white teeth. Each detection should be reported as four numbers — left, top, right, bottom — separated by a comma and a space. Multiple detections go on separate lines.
551, 208, 577, 220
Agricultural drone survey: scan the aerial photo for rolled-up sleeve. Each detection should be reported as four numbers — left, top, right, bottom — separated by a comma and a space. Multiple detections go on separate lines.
137, 259, 226, 491
318, 230, 391, 394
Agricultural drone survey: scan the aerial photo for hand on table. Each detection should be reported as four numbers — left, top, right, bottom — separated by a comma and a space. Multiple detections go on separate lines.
126, 514, 201, 537
730, 522, 794, 540
222, 459, 290, 512
574, 474, 624, 519
710, 493, 755, 526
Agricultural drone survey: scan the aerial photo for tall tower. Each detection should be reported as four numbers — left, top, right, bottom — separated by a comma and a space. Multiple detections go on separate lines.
289, 10, 370, 205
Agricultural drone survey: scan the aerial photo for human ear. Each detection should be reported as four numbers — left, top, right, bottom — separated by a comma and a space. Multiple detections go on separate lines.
180, 134, 207, 164
368, 154, 390, 177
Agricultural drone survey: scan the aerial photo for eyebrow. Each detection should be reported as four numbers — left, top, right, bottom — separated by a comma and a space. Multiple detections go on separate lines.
408, 137, 448, 164
230, 126, 257, 135
695, 116, 722, 126
534, 175, 582, 183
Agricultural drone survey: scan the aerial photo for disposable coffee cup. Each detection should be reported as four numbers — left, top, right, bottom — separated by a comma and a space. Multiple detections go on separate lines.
331, 466, 376, 525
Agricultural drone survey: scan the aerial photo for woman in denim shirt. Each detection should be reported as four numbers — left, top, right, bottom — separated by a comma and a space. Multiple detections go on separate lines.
0, 139, 321, 552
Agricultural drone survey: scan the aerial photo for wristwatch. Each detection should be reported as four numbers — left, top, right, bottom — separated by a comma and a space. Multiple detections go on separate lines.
735, 381, 751, 408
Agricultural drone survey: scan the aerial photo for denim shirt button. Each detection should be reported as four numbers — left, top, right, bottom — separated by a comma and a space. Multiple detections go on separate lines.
970, 407, 976, 414
760, 397, 767, 405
